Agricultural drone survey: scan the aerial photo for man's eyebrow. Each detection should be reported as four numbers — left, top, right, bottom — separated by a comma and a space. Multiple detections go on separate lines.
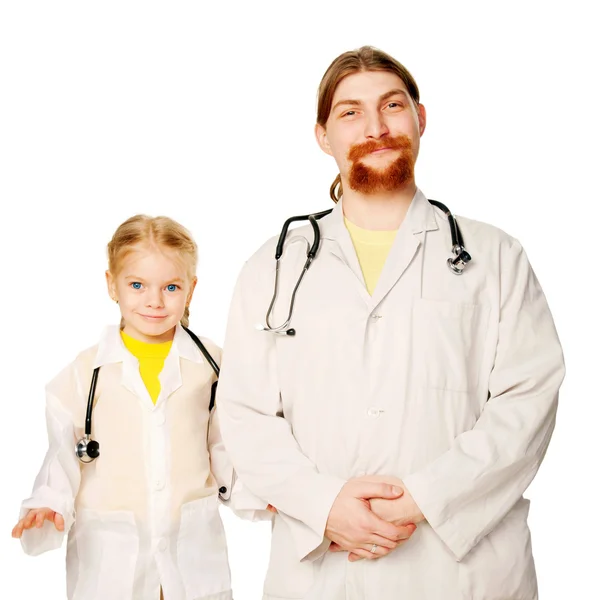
380, 89, 409, 102
331, 89, 410, 112
331, 98, 362, 112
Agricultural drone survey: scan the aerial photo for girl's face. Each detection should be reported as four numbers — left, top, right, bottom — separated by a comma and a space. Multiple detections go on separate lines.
105, 244, 196, 343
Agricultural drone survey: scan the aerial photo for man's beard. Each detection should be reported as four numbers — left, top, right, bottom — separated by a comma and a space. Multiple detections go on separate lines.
347, 134, 415, 195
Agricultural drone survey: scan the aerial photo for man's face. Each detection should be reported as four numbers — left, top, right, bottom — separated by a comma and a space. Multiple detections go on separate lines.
316, 70, 426, 193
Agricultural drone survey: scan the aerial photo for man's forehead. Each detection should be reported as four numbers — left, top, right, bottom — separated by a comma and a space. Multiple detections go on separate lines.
332, 70, 410, 104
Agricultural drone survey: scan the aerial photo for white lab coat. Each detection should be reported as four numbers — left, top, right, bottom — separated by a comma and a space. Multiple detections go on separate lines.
19, 324, 266, 600
217, 189, 565, 600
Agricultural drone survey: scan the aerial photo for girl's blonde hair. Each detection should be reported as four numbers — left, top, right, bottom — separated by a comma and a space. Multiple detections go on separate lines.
107, 215, 198, 328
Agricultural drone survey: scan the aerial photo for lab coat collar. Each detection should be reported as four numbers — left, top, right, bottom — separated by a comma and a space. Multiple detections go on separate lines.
93, 324, 204, 369
315, 188, 439, 308
171, 324, 205, 365
92, 324, 205, 409
318, 187, 439, 241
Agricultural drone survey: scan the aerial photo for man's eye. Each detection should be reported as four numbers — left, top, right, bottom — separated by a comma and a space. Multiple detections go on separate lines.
342, 110, 356, 117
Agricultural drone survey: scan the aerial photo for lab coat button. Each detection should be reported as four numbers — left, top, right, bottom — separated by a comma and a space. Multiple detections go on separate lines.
367, 407, 381, 418
157, 538, 168, 552
155, 413, 166, 426
155, 480, 165, 491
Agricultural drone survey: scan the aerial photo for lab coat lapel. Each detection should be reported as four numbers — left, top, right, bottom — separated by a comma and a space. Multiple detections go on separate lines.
368, 228, 421, 309
155, 324, 204, 407
93, 326, 155, 409
121, 353, 155, 409
369, 190, 439, 308
156, 350, 182, 407
319, 201, 372, 306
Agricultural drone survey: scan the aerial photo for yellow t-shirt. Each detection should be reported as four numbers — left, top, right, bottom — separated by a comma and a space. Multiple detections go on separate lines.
344, 216, 398, 296
121, 331, 173, 404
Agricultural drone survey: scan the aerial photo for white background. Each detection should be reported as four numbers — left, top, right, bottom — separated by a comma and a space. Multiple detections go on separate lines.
0, 1, 597, 598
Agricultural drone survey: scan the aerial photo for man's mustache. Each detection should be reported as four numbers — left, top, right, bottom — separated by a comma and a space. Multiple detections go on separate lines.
347, 135, 413, 161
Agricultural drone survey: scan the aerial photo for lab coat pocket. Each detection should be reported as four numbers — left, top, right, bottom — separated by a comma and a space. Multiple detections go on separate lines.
70, 509, 138, 600
177, 495, 231, 598
413, 299, 489, 392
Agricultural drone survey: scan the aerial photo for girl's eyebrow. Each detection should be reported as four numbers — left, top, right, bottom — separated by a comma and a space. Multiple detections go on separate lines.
124, 275, 185, 284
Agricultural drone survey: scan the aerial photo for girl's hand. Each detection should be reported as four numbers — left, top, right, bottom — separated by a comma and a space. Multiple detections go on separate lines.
11, 508, 65, 538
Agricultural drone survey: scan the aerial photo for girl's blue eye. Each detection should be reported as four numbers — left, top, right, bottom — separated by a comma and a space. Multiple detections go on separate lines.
166, 284, 178, 292
131, 282, 142, 290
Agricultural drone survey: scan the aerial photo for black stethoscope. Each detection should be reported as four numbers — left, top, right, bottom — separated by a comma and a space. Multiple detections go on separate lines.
75, 326, 220, 464
258, 199, 471, 336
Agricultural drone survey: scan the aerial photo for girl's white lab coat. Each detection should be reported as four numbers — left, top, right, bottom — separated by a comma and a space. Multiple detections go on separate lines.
217, 189, 565, 600
19, 324, 262, 600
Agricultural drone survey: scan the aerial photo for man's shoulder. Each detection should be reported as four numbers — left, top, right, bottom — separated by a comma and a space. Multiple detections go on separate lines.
244, 222, 315, 269
245, 233, 280, 267
454, 213, 520, 251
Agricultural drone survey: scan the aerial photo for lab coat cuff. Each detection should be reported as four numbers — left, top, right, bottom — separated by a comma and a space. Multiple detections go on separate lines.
402, 473, 472, 561
293, 476, 346, 562
227, 477, 273, 522
212, 460, 234, 502
19, 485, 75, 556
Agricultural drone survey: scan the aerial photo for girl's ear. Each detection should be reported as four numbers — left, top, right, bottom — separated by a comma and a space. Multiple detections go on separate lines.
186, 277, 198, 306
106, 270, 118, 302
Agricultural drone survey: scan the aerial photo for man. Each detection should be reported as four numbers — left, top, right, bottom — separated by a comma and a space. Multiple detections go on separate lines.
217, 46, 565, 600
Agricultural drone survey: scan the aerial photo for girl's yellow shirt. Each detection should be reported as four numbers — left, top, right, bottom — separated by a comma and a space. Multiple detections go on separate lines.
120, 330, 172, 404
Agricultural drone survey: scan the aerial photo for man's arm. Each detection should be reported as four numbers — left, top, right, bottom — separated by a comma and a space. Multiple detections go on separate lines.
398, 238, 565, 561
217, 261, 411, 561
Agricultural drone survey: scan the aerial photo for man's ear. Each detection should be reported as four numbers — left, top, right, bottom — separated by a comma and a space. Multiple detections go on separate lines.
417, 103, 427, 136
315, 123, 334, 156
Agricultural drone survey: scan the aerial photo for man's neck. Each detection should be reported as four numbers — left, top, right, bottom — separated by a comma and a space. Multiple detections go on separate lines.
341, 181, 417, 231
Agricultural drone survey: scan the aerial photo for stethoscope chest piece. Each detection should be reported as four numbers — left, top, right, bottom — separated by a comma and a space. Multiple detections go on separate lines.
447, 245, 472, 275
75, 435, 100, 463
76, 328, 219, 465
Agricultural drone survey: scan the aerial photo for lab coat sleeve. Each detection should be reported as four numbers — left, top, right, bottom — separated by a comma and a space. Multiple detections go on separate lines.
402, 238, 565, 561
208, 404, 272, 522
19, 364, 82, 556
217, 263, 347, 561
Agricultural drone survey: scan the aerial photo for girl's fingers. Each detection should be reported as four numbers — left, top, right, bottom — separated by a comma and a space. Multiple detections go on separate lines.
35, 511, 45, 528
54, 513, 65, 531
23, 511, 37, 529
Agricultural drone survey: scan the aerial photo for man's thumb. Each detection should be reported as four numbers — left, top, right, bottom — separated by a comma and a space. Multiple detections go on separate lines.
358, 482, 404, 499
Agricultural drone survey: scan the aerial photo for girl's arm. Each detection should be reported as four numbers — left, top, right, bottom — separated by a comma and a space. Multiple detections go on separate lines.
15, 365, 82, 555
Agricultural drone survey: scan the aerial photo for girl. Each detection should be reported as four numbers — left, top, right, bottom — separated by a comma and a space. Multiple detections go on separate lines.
12, 215, 267, 600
